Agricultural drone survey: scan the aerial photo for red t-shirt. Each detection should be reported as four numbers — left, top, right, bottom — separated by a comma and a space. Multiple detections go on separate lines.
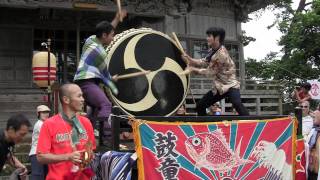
37, 114, 96, 180
297, 90, 311, 102
298, 90, 308, 99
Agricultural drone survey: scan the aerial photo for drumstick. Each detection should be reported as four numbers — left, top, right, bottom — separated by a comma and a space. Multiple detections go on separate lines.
112, 70, 150, 81
171, 32, 185, 55
178, 68, 191, 75
171, 32, 190, 66
116, 0, 122, 22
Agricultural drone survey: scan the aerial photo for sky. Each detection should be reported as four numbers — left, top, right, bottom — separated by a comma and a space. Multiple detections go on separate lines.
242, 10, 282, 60
242, 0, 301, 60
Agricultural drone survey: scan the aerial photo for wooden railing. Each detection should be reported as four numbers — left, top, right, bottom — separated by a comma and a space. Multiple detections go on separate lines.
185, 76, 282, 115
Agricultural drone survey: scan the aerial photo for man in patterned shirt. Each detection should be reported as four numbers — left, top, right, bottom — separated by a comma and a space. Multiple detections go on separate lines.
182, 27, 249, 116
74, 10, 127, 124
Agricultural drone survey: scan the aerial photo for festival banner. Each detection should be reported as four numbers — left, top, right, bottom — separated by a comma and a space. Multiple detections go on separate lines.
132, 117, 296, 180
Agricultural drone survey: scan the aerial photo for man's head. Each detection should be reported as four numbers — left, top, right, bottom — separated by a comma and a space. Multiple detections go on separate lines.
206, 27, 225, 49
95, 21, 115, 45
300, 101, 310, 116
313, 110, 320, 126
301, 82, 311, 93
210, 102, 220, 112
59, 83, 84, 113
6, 114, 31, 144
176, 104, 186, 115
36, 105, 50, 120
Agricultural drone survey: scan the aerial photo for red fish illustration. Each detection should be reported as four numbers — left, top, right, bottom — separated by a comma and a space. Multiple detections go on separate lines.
185, 129, 252, 172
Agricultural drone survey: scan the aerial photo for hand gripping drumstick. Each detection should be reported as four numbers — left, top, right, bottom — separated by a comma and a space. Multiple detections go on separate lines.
178, 68, 191, 75
112, 70, 151, 81
116, 0, 122, 22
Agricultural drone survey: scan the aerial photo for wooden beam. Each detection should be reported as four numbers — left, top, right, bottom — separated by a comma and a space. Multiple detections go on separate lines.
73, 2, 97, 9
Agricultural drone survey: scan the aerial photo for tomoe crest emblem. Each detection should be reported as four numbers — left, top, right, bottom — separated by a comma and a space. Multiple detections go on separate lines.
106, 28, 189, 116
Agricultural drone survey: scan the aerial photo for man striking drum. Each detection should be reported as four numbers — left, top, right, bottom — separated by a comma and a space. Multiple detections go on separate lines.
74, 10, 127, 126
182, 27, 249, 116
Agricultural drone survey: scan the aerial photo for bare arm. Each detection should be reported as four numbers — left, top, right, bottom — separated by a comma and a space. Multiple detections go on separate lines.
292, 89, 298, 98
111, 10, 127, 28
7, 155, 28, 176
187, 66, 214, 75
181, 54, 208, 67
223, 69, 236, 75
8, 155, 25, 168
37, 151, 82, 164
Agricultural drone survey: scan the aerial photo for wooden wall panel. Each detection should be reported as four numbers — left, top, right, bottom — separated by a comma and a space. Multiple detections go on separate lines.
187, 14, 237, 40
0, 27, 32, 88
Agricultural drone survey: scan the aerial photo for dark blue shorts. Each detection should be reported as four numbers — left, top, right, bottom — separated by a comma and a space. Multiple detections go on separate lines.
29, 155, 48, 180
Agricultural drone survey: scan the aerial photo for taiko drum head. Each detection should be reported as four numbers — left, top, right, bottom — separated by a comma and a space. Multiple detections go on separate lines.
106, 28, 189, 116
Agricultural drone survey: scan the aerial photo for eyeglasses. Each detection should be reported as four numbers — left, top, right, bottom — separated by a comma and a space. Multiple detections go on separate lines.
300, 106, 309, 108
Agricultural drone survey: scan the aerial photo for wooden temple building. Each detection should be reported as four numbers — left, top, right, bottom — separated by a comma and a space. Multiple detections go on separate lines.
0, 0, 282, 126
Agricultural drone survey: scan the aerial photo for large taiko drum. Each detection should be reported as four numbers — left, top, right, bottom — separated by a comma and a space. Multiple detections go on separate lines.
106, 28, 190, 116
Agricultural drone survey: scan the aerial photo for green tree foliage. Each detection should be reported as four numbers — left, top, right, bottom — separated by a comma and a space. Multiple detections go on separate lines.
245, 53, 280, 80
245, 0, 320, 110
240, 30, 256, 46
246, 0, 319, 85
278, 0, 320, 79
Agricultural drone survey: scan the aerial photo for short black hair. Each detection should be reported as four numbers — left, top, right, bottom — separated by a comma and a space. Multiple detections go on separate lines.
6, 114, 31, 131
206, 27, 225, 44
301, 82, 311, 91
95, 21, 114, 38
59, 83, 76, 104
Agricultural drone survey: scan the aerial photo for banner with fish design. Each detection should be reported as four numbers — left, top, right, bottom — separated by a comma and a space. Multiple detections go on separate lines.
132, 117, 296, 180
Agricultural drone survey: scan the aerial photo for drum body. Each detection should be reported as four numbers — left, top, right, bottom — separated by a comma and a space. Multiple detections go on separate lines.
106, 28, 189, 116
32, 52, 56, 88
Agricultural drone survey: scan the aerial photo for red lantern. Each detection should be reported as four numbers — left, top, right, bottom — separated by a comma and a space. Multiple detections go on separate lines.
32, 52, 56, 88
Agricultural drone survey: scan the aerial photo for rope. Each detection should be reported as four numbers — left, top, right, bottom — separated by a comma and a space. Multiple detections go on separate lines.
247, 60, 307, 82
269, 63, 305, 80
188, 87, 197, 105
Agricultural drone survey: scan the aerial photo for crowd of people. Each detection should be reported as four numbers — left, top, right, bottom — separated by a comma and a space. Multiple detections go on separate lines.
0, 9, 126, 180
0, 83, 96, 180
176, 102, 239, 116
300, 101, 320, 179
287, 81, 320, 179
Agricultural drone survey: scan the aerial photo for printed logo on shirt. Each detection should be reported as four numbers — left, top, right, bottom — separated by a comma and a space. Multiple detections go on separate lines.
56, 133, 70, 142
55, 132, 88, 142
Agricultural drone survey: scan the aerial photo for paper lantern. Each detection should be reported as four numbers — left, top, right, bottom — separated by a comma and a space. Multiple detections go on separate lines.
32, 52, 56, 88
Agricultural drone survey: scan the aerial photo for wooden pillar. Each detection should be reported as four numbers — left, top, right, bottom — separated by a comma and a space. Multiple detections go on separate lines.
256, 97, 261, 115
279, 94, 283, 115
295, 107, 302, 136
221, 99, 226, 114
238, 22, 246, 90
164, 15, 174, 34
63, 30, 68, 83
76, 12, 81, 65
